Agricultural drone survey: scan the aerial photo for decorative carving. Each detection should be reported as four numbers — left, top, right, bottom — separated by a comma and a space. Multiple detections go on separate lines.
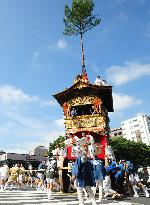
68, 96, 102, 107
64, 115, 106, 132
62, 102, 70, 116
73, 74, 82, 84
93, 97, 102, 113
73, 75, 89, 85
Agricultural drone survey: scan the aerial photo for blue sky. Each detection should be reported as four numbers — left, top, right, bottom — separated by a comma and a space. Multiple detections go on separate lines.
0, 0, 150, 153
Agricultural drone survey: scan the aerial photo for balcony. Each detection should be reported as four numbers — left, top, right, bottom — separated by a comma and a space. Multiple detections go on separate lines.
64, 114, 107, 133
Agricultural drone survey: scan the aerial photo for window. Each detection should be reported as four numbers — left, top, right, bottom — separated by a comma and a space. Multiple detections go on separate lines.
71, 104, 93, 116
134, 124, 139, 127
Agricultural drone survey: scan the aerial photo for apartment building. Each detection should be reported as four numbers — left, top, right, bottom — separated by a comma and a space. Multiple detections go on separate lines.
121, 114, 150, 146
110, 128, 123, 138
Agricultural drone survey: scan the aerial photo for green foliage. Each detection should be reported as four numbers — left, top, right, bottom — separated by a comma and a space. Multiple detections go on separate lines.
49, 135, 65, 156
63, 0, 101, 36
109, 137, 150, 167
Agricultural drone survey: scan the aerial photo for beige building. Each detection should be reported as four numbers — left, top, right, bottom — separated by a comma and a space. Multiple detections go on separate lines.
110, 128, 122, 138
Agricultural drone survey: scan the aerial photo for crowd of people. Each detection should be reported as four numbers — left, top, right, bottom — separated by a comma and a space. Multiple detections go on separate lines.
0, 163, 35, 191
0, 156, 150, 203
71, 154, 150, 205
0, 160, 58, 200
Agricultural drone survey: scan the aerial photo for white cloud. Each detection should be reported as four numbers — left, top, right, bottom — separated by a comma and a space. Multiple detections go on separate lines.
33, 51, 40, 59
0, 84, 63, 154
6, 141, 44, 154
5, 128, 65, 154
54, 118, 65, 129
3, 128, 65, 154
49, 39, 68, 50
0, 121, 15, 136
57, 39, 67, 49
0, 85, 36, 104
6, 148, 29, 154
0, 85, 55, 106
113, 92, 142, 111
106, 61, 150, 85
109, 92, 143, 129
0, 116, 65, 154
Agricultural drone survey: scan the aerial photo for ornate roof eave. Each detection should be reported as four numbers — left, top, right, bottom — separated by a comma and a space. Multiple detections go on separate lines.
53, 80, 114, 112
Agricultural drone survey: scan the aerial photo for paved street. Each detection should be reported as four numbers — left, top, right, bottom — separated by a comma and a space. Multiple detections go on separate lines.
0, 188, 149, 205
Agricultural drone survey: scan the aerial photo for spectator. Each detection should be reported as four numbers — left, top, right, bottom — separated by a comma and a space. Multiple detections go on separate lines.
0, 164, 9, 190
46, 157, 57, 200
37, 161, 46, 191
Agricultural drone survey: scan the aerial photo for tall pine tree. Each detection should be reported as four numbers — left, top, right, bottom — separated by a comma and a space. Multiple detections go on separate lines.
63, 0, 101, 77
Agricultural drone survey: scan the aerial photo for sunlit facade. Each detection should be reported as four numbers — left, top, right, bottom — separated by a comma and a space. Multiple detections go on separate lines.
121, 114, 150, 146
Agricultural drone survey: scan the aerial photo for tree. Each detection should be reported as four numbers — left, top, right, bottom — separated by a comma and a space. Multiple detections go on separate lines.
63, 0, 101, 74
109, 137, 150, 167
48, 135, 65, 156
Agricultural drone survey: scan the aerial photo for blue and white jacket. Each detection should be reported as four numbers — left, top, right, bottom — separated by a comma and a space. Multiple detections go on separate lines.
72, 157, 96, 187
92, 159, 106, 181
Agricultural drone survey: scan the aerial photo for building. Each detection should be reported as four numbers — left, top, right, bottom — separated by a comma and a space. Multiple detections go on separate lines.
0, 146, 48, 167
29, 146, 48, 158
110, 128, 123, 138
121, 114, 150, 146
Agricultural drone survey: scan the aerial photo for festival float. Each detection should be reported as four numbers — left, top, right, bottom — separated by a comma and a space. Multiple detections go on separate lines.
52, 0, 114, 192
53, 68, 114, 161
